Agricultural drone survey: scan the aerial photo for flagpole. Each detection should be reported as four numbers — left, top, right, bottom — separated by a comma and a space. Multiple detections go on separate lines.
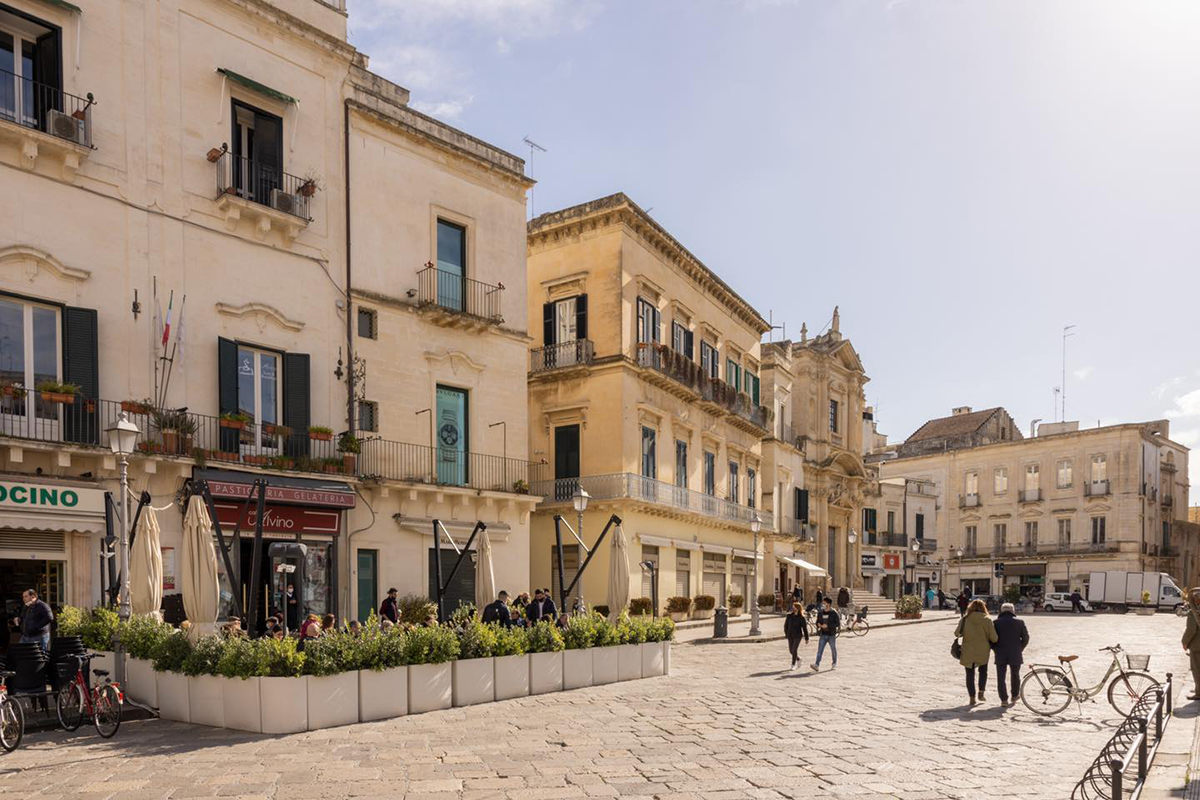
160, 293, 186, 410
152, 277, 160, 408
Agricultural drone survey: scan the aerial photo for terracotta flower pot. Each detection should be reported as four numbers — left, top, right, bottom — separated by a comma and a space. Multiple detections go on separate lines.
41, 391, 74, 404
309, 431, 333, 441
219, 418, 246, 430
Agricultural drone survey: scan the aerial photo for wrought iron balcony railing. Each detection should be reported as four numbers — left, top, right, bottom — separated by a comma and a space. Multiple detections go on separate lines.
0, 68, 94, 147
416, 265, 503, 322
916, 538, 938, 552
959, 493, 980, 508
1085, 480, 1111, 497
356, 437, 545, 493
214, 149, 313, 220
635, 343, 769, 430
777, 516, 813, 542
532, 472, 765, 527
875, 532, 908, 548
531, 339, 594, 373
1019, 488, 1042, 503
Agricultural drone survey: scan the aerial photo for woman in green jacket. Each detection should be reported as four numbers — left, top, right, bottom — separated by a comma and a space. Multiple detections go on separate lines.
955, 598, 998, 704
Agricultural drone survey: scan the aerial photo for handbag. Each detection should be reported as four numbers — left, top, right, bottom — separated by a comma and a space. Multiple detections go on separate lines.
951, 638, 962, 659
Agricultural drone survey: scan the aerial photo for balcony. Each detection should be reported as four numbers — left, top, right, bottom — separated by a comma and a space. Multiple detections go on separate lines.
356, 437, 546, 493
960, 546, 990, 559
635, 343, 770, 432
532, 473, 764, 528
212, 148, 312, 244
778, 516, 813, 542
415, 264, 504, 328
1019, 489, 1042, 503
875, 532, 908, 548
1085, 480, 1111, 497
1162, 494, 1174, 509
530, 339, 594, 374
0, 68, 94, 178
959, 493, 980, 508
916, 538, 938, 552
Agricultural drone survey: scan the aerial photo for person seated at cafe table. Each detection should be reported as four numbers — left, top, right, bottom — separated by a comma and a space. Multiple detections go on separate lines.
526, 588, 557, 624
482, 591, 513, 627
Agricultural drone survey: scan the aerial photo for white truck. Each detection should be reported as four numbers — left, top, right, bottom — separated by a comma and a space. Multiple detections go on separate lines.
1087, 571, 1185, 612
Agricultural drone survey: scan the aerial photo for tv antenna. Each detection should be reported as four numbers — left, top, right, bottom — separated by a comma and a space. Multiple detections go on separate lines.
1061, 324, 1076, 421
523, 136, 547, 217
766, 309, 785, 344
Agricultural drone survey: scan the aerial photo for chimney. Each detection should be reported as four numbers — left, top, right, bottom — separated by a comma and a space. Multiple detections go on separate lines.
952, 406, 973, 416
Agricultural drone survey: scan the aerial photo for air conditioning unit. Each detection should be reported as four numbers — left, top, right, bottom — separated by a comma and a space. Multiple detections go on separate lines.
270, 188, 308, 218
46, 109, 86, 145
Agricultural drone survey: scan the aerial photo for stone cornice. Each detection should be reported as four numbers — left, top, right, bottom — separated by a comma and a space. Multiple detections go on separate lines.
527, 193, 770, 335
221, 0, 360, 62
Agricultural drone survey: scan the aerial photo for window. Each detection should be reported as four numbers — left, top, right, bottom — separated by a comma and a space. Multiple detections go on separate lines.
232, 101, 284, 204
743, 368, 760, 405
862, 508, 877, 532
829, 399, 839, 433
725, 357, 741, 389
965, 471, 979, 496
704, 451, 716, 496
796, 488, 809, 522
675, 550, 691, 598
747, 468, 756, 509
1024, 521, 1038, 547
674, 440, 687, 489
636, 298, 660, 345
700, 341, 719, 379
1057, 518, 1071, 544
356, 307, 377, 339
1057, 459, 1073, 488
728, 461, 739, 503
1024, 464, 1039, 490
993, 523, 1006, 549
1091, 454, 1107, 483
237, 346, 281, 448
641, 426, 656, 479
915, 513, 925, 539
435, 385, 468, 485
358, 400, 378, 432
965, 525, 977, 551
993, 467, 1008, 495
555, 297, 577, 343
0, 297, 60, 425
0, 11, 61, 132
886, 510, 895, 533
541, 295, 587, 350
671, 321, 694, 359
1091, 515, 1106, 544
434, 219, 467, 311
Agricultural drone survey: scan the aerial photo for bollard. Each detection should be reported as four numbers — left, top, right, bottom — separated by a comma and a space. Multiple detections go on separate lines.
1156, 690, 1164, 740
713, 606, 728, 638
1167, 673, 1173, 712
1111, 759, 1123, 798
1138, 718, 1148, 782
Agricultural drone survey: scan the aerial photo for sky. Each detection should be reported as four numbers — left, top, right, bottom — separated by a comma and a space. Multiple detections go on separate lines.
348, 0, 1200, 490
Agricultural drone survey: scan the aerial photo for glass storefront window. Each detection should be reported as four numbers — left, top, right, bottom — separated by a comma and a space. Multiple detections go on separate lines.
304, 541, 332, 617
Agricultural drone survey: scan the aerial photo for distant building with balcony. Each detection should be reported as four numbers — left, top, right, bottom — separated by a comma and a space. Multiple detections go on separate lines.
0, 0, 539, 628
881, 410, 1190, 597
526, 193, 770, 613
857, 477, 939, 600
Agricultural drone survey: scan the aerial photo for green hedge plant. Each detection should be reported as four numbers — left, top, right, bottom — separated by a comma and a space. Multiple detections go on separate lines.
896, 594, 923, 615
216, 636, 265, 680
181, 635, 224, 677
526, 620, 564, 653
259, 636, 305, 677
120, 616, 173, 661
561, 614, 596, 650
302, 630, 364, 677
397, 594, 436, 626
56, 605, 86, 638
458, 620, 497, 660
591, 613, 620, 647
492, 624, 528, 657
692, 595, 716, 611
629, 597, 653, 616
402, 625, 460, 665
151, 631, 193, 673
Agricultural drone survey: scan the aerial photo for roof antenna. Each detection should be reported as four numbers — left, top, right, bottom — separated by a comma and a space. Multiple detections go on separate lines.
523, 136, 547, 218
1061, 324, 1076, 422
766, 310, 785, 344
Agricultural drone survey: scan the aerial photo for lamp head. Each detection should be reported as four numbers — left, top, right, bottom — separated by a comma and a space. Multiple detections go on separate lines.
911, 541, 920, 553
107, 411, 141, 456
639, 560, 655, 572
750, 514, 761, 534
572, 486, 590, 514
956, 548, 964, 558
847, 529, 857, 544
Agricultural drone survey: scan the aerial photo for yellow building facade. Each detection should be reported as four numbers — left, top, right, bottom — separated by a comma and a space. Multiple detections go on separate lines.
525, 194, 771, 614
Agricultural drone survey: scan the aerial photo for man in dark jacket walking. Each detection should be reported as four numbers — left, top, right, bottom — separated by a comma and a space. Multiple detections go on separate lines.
993, 602, 1030, 706
378, 588, 399, 625
1070, 588, 1084, 613
836, 586, 851, 615
11, 589, 53, 653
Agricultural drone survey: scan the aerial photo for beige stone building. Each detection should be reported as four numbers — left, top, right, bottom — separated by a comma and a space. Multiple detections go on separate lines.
881, 409, 1191, 597
526, 193, 770, 614
0, 0, 537, 628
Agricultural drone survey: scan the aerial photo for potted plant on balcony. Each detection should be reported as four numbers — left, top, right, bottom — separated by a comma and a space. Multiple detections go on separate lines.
321, 457, 344, 474
262, 422, 293, 439
219, 411, 251, 430
512, 479, 530, 494
121, 398, 153, 415
338, 432, 360, 473
269, 454, 296, 471
299, 171, 322, 198
666, 596, 692, 623
36, 380, 79, 405
757, 593, 776, 614
692, 595, 716, 620
308, 425, 333, 441
2, 382, 26, 401
151, 407, 197, 455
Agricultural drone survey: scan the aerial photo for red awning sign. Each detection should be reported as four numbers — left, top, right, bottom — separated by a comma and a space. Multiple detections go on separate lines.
205, 480, 355, 509
214, 502, 341, 536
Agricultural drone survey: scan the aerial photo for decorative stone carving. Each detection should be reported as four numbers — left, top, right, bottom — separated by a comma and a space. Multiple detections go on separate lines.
215, 302, 305, 332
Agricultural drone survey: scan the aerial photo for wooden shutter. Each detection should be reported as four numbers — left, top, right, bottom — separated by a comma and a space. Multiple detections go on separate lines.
33, 30, 61, 124
799, 489, 809, 523
684, 329, 694, 361
62, 306, 98, 445
218, 337, 239, 453
652, 308, 661, 343
542, 302, 555, 345
283, 352, 310, 458
575, 294, 587, 340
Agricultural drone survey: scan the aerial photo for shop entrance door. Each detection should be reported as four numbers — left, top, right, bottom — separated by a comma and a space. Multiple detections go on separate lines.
0, 557, 66, 653
357, 549, 377, 623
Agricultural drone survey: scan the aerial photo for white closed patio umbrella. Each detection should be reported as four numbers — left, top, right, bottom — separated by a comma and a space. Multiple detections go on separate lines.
129, 505, 163, 620
474, 527, 495, 618
606, 522, 630, 624
182, 495, 220, 640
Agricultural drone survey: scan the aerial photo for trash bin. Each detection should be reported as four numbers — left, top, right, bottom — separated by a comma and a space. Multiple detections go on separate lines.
713, 606, 728, 638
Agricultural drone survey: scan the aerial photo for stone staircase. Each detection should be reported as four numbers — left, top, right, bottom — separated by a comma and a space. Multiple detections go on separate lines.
847, 589, 899, 619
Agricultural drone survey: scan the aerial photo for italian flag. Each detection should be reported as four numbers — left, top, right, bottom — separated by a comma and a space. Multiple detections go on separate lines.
161, 292, 173, 349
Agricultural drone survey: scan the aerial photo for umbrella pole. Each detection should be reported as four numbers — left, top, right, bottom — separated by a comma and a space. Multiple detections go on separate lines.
563, 514, 621, 606
246, 479, 267, 636
433, 520, 444, 623
199, 481, 245, 622
438, 522, 484, 619
553, 516, 568, 615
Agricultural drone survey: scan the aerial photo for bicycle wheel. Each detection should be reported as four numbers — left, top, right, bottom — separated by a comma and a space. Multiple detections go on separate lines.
92, 685, 121, 739
851, 619, 869, 637
1020, 668, 1074, 716
1108, 671, 1160, 718
56, 682, 85, 731
1177, 605, 1189, 618
0, 695, 24, 752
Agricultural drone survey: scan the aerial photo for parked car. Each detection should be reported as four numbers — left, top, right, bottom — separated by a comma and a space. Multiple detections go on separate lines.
1042, 592, 1092, 612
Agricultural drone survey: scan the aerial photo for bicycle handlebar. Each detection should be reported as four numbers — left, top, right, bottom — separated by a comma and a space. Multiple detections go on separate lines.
1099, 645, 1122, 653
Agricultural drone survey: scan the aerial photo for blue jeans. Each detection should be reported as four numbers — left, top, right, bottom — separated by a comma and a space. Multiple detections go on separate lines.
815, 634, 837, 666
20, 633, 49, 653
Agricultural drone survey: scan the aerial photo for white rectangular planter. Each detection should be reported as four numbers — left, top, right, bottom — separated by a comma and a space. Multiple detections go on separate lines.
640, 642, 665, 677
222, 676, 262, 733
563, 648, 593, 690
592, 646, 619, 685
493, 654, 529, 701
663, 641, 671, 675
259, 676, 307, 734
126, 658, 157, 708
452, 657, 495, 707
359, 666, 408, 722
156, 671, 189, 723
188, 675, 225, 728
408, 662, 452, 714
617, 644, 642, 681
306, 672, 360, 730
529, 651, 563, 695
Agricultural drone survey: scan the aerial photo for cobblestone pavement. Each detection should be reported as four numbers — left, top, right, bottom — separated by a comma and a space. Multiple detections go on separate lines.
0, 613, 1191, 799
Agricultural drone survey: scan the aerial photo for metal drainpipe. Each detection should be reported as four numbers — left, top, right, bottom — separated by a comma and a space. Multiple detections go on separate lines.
343, 99, 355, 619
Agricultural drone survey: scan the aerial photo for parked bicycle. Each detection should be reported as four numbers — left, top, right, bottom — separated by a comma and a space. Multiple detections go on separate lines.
1020, 644, 1158, 718
0, 670, 24, 752
55, 653, 122, 738
839, 606, 870, 637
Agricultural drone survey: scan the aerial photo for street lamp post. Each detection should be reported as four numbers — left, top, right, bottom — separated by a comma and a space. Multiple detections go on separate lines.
572, 486, 589, 610
956, 548, 964, 596
106, 411, 140, 687
910, 539, 921, 597
847, 529, 858, 594
749, 515, 762, 637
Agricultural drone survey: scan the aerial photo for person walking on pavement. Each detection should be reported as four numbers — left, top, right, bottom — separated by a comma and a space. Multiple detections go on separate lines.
937, 588, 947, 610
1070, 588, 1084, 613
811, 597, 840, 671
956, 590, 970, 616
784, 602, 809, 670
836, 586, 850, 616
1181, 588, 1200, 700
378, 587, 399, 625
955, 598, 998, 705
791, 585, 803, 608
993, 602, 1029, 707
814, 588, 824, 612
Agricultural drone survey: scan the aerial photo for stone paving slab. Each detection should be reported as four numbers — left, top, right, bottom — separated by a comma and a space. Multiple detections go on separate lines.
0, 614, 1190, 799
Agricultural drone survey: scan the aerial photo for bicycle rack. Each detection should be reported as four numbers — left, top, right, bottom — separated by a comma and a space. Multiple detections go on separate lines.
1071, 673, 1172, 800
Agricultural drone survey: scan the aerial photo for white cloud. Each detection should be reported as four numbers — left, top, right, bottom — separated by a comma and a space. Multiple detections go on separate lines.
1073, 366, 1094, 381
495, 38, 511, 55
1174, 428, 1200, 448
365, 45, 465, 94
354, 0, 599, 39
1165, 388, 1200, 420
1154, 375, 1187, 400
411, 96, 475, 121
